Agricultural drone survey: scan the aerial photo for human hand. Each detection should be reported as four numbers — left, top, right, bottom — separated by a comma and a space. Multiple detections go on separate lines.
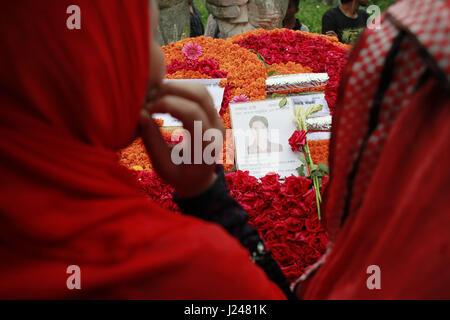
140, 82, 225, 198
206, 0, 249, 19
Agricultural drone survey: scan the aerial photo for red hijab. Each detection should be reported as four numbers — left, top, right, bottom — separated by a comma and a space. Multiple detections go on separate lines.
0, 0, 284, 299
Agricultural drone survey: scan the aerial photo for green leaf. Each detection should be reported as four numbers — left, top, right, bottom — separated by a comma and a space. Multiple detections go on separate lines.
310, 164, 318, 171
298, 153, 307, 165
279, 97, 288, 108
318, 163, 329, 173
297, 165, 306, 177
256, 53, 266, 64
267, 70, 280, 76
312, 170, 325, 178
270, 93, 280, 98
305, 104, 323, 118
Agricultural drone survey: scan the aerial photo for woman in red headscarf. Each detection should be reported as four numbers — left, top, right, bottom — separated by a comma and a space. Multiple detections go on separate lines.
0, 0, 290, 299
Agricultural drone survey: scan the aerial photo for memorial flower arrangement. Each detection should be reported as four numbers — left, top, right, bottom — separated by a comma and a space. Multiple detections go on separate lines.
230, 28, 350, 113
119, 30, 350, 281
163, 36, 268, 123
132, 169, 328, 283
121, 30, 347, 171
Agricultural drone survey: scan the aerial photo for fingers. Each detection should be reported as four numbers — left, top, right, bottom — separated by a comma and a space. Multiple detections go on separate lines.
156, 82, 219, 125
139, 109, 179, 180
146, 95, 211, 134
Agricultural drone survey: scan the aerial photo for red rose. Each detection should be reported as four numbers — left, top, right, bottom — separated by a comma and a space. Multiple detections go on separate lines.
282, 175, 311, 195
301, 245, 321, 264
270, 244, 295, 265
305, 217, 323, 233
285, 217, 304, 232
289, 130, 308, 152
134, 167, 331, 281
282, 265, 300, 282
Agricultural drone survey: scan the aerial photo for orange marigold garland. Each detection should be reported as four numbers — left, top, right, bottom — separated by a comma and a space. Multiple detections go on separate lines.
163, 36, 267, 110
267, 61, 312, 75
308, 139, 330, 165
119, 138, 152, 171
122, 37, 267, 172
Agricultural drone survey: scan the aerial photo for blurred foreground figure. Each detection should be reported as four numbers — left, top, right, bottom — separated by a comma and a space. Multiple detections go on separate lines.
296, 0, 450, 299
0, 0, 289, 299
205, 0, 289, 39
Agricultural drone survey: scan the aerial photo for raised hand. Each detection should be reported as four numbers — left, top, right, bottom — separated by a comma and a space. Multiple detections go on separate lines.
140, 82, 225, 198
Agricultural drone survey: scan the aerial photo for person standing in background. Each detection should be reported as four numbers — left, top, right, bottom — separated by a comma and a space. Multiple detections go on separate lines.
322, 0, 370, 44
189, 0, 205, 37
283, 0, 310, 32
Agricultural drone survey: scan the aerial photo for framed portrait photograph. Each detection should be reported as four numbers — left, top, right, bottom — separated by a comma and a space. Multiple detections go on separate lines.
229, 98, 302, 179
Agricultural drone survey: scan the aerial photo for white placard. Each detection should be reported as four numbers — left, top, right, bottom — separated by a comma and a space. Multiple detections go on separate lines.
307, 132, 331, 141
229, 98, 303, 179
291, 92, 330, 118
153, 78, 226, 127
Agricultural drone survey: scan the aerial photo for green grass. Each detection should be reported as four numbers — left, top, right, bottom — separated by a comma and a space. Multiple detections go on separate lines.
298, 0, 334, 34
194, 0, 209, 26
194, 0, 397, 35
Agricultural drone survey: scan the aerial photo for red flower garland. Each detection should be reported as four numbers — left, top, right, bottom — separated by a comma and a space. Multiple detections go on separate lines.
167, 57, 228, 79
232, 29, 350, 113
132, 169, 328, 283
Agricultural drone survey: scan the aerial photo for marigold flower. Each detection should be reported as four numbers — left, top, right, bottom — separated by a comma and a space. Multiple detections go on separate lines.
308, 139, 330, 165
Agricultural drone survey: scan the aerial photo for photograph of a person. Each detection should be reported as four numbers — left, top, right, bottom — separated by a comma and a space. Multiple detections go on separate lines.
247, 115, 283, 155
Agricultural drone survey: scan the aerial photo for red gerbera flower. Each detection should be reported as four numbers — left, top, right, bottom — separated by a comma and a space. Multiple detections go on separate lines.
182, 42, 203, 60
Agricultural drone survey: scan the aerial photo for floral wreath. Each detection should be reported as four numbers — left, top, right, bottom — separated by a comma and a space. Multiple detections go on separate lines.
120, 29, 351, 283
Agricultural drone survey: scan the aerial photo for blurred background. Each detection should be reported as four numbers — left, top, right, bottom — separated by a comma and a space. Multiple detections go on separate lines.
194, 0, 397, 34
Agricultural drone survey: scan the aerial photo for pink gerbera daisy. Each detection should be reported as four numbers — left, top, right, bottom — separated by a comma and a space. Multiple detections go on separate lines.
230, 94, 250, 104
182, 43, 203, 60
